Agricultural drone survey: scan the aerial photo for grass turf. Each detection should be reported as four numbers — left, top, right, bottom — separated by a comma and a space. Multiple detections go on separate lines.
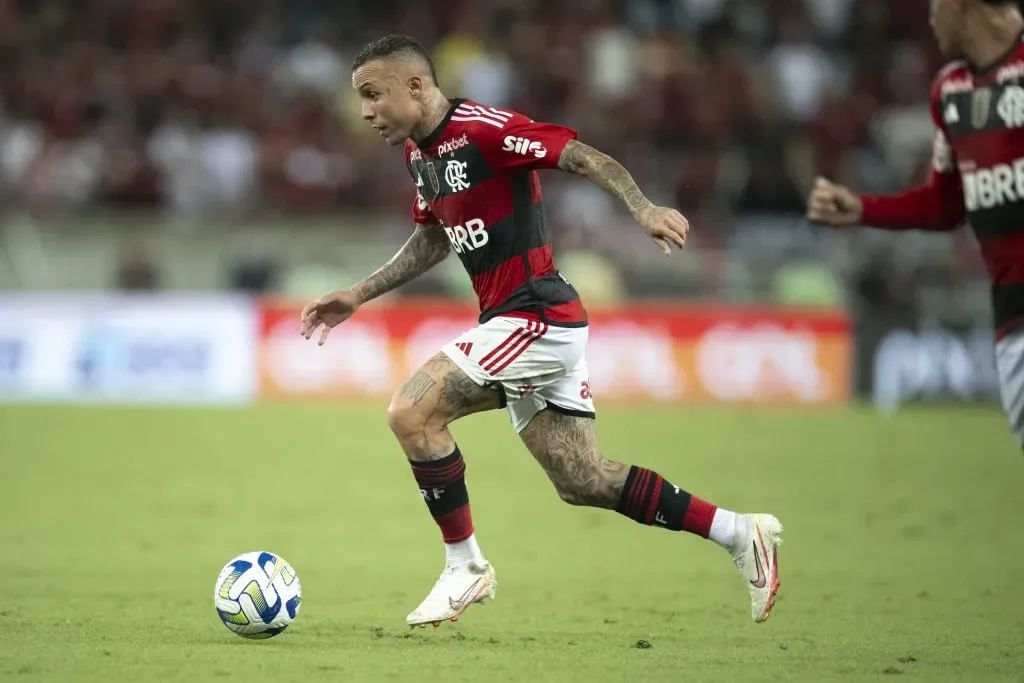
0, 403, 1021, 682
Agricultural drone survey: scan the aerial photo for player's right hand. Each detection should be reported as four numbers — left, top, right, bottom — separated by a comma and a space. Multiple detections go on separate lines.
806, 177, 863, 226
300, 290, 360, 346
637, 205, 689, 255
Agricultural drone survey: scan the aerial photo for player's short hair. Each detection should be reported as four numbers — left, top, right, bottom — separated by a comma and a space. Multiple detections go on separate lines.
351, 35, 438, 85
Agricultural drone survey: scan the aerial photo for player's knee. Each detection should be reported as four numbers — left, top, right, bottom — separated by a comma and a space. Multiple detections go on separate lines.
554, 484, 588, 507
550, 460, 620, 508
386, 399, 431, 443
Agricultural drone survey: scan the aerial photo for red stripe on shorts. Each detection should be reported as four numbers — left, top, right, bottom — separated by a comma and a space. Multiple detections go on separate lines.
479, 325, 528, 367
487, 320, 548, 375
483, 321, 536, 374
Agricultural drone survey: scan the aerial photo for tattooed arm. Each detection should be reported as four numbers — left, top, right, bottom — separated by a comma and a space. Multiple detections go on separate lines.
557, 139, 689, 254
558, 140, 654, 219
351, 221, 451, 305
300, 222, 450, 345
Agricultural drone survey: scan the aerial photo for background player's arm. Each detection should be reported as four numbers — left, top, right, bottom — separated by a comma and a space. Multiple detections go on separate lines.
557, 139, 688, 253
858, 163, 965, 232
807, 81, 965, 233
351, 221, 451, 305
808, 172, 964, 232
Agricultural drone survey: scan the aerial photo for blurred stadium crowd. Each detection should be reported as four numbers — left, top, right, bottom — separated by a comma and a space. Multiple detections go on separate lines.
0, 0, 993, 315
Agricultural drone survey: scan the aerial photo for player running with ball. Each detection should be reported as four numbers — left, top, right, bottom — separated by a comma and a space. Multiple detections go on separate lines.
300, 35, 782, 628
808, 0, 1024, 450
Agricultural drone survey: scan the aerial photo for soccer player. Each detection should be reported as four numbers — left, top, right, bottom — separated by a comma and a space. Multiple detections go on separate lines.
807, 0, 1024, 449
301, 35, 783, 627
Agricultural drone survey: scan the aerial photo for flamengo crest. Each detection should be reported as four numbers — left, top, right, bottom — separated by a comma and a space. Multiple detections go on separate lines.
997, 85, 1024, 129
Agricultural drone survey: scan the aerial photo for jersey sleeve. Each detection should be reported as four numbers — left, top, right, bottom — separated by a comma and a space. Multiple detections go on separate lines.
860, 74, 965, 232
410, 190, 438, 225
405, 141, 439, 225
482, 110, 578, 172
926, 86, 957, 178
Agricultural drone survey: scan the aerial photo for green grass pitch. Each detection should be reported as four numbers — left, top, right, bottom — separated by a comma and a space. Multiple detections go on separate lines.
0, 403, 1022, 682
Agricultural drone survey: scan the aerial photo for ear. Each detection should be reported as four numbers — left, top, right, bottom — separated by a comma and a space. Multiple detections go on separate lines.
408, 74, 425, 101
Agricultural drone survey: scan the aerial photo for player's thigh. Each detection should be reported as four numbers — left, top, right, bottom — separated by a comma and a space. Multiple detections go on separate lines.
518, 405, 598, 474
995, 330, 1024, 448
389, 352, 502, 427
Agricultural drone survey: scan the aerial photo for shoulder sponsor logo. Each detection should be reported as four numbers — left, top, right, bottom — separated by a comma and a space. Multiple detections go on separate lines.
941, 76, 975, 96
502, 135, 547, 159
410, 148, 423, 162
997, 61, 1024, 84
437, 133, 470, 157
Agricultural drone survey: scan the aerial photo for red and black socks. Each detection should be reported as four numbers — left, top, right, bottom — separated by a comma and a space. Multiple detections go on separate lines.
617, 465, 739, 549
408, 447, 484, 563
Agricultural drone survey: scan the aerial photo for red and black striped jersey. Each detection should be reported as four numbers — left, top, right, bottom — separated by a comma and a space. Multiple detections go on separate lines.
864, 32, 1024, 338
404, 98, 587, 327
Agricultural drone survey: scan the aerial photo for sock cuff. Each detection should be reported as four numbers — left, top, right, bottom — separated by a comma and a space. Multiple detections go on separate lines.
617, 466, 663, 522
410, 446, 462, 469
616, 465, 641, 516
410, 447, 465, 487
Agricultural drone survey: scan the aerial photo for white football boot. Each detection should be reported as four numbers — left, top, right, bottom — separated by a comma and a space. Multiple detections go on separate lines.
406, 560, 496, 628
730, 513, 783, 623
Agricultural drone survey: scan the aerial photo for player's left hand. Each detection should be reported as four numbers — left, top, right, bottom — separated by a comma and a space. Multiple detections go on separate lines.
638, 205, 689, 255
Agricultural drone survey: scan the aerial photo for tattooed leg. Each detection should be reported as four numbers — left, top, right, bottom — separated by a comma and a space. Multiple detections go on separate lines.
518, 407, 784, 625
518, 409, 627, 507
390, 352, 502, 560
518, 408, 737, 541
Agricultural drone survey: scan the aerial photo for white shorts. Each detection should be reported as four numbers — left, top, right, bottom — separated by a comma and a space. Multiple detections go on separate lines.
441, 315, 596, 433
996, 327, 1024, 447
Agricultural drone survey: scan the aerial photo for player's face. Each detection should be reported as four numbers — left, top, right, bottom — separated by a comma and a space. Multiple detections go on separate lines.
352, 60, 423, 146
931, 0, 967, 59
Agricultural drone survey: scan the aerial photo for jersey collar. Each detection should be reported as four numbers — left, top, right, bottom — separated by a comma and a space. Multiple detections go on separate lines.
417, 98, 466, 151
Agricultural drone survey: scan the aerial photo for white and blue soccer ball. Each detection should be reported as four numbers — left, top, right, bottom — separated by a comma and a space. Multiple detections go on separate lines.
213, 551, 302, 639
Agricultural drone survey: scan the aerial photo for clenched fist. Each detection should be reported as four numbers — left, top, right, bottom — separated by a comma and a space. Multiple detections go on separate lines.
300, 290, 360, 346
806, 177, 862, 227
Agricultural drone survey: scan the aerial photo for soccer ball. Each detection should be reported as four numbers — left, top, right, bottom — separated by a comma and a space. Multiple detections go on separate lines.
213, 551, 302, 639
